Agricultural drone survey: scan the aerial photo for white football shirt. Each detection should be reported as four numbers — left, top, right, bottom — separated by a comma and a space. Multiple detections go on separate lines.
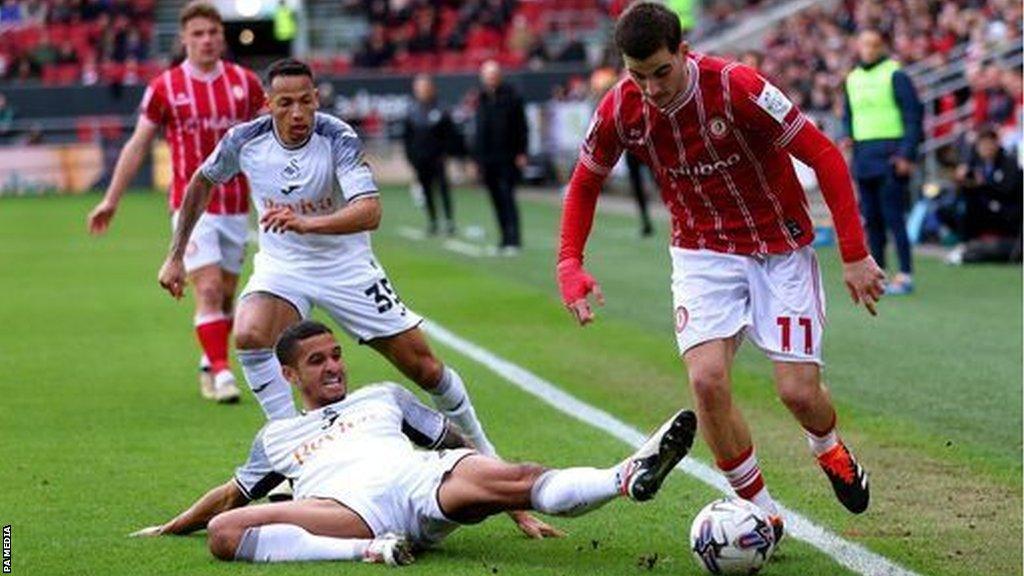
200, 112, 379, 272
233, 383, 447, 501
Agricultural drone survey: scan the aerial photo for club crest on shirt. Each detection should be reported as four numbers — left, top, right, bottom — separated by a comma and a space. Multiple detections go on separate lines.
708, 117, 729, 139
172, 93, 191, 106
282, 158, 301, 179
232, 85, 246, 101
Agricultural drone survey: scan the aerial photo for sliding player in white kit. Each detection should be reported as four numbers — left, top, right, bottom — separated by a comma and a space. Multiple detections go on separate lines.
131, 321, 698, 565
157, 57, 518, 517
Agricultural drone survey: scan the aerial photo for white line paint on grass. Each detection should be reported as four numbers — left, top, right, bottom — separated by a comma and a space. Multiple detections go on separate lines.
396, 227, 487, 258
423, 319, 920, 576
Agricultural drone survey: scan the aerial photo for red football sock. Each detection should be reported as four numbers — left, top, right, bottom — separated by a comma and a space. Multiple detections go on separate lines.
195, 313, 231, 374
717, 446, 779, 516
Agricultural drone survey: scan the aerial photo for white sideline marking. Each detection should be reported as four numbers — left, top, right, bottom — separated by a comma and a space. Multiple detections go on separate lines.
422, 319, 920, 576
396, 227, 486, 258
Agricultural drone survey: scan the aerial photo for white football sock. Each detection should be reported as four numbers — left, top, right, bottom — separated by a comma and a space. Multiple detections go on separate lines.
234, 524, 369, 562
429, 367, 497, 456
530, 467, 621, 517
238, 348, 298, 420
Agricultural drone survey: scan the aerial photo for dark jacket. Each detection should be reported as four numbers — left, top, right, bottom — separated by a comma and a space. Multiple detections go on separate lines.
474, 83, 528, 164
962, 147, 1022, 209
843, 57, 924, 179
403, 100, 457, 167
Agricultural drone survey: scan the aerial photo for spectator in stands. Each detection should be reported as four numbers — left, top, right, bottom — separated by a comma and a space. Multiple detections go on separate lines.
55, 39, 78, 65
27, 29, 58, 71
406, 7, 437, 54
844, 29, 923, 295
0, 92, 14, 139
403, 74, 458, 236
555, 30, 588, 63
474, 59, 527, 254
940, 127, 1022, 263
354, 23, 394, 68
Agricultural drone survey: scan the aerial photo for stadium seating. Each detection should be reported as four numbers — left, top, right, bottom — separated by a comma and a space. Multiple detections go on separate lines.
0, 0, 156, 84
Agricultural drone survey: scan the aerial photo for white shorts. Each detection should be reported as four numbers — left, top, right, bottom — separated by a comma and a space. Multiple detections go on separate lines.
670, 246, 827, 364
240, 256, 424, 343
171, 211, 248, 275
308, 449, 474, 546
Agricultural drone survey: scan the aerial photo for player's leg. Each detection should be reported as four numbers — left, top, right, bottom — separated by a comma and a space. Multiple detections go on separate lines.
367, 327, 498, 456
208, 498, 411, 564
670, 248, 782, 518
774, 361, 869, 513
192, 264, 239, 403
438, 409, 696, 522
234, 292, 303, 419
174, 211, 236, 402
750, 247, 869, 514
684, 339, 780, 519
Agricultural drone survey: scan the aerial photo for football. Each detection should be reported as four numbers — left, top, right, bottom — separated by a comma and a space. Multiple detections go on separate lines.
690, 498, 777, 575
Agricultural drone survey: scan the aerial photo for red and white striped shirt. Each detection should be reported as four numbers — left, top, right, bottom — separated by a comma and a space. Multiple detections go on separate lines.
140, 60, 264, 215
565, 53, 866, 263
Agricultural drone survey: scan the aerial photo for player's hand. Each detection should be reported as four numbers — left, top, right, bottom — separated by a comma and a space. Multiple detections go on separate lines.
515, 153, 528, 170
842, 255, 885, 316
87, 199, 118, 235
129, 525, 165, 538
260, 206, 309, 234
507, 511, 565, 539
158, 256, 187, 300
556, 258, 604, 326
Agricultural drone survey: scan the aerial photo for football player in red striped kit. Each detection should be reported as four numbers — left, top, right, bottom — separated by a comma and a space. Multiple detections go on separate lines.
88, 2, 264, 403
556, 2, 885, 539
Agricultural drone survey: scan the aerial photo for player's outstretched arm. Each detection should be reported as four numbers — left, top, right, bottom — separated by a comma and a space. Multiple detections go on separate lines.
784, 123, 885, 315
261, 196, 381, 235
557, 163, 608, 326
130, 480, 249, 537
87, 118, 159, 235
158, 171, 215, 299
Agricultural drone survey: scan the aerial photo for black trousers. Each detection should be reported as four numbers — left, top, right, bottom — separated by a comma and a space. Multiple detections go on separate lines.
413, 159, 453, 226
481, 159, 521, 247
626, 152, 653, 233
858, 170, 913, 274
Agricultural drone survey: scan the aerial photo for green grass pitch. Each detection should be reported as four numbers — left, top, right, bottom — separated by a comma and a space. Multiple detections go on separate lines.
0, 188, 1020, 575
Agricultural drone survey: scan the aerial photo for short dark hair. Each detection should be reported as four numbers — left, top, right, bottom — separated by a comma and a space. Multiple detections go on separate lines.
275, 320, 334, 367
179, 1, 222, 28
976, 125, 1000, 142
266, 58, 314, 86
614, 2, 683, 60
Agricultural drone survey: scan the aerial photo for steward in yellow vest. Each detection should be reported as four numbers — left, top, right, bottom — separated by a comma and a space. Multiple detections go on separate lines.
842, 30, 923, 293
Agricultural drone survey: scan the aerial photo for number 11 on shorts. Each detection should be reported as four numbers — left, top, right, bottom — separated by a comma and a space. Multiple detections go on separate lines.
776, 316, 813, 354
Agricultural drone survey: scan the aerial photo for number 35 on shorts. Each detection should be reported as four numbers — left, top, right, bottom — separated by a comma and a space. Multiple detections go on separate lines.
364, 278, 407, 316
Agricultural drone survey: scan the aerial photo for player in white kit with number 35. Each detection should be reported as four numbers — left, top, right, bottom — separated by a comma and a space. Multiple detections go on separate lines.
156, 59, 530, 524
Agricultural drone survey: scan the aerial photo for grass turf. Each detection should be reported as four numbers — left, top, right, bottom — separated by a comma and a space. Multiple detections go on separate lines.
0, 190, 1020, 575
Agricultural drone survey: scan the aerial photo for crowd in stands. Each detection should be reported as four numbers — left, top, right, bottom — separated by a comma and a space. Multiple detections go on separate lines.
335, 0, 600, 73
0, 0, 156, 84
754, 0, 1022, 131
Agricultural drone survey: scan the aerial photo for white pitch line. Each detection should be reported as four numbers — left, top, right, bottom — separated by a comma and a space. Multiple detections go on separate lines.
396, 227, 486, 258
422, 319, 920, 576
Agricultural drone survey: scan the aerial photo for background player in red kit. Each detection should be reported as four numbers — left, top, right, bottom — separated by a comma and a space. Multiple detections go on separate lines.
556, 2, 886, 536
87, 2, 264, 403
